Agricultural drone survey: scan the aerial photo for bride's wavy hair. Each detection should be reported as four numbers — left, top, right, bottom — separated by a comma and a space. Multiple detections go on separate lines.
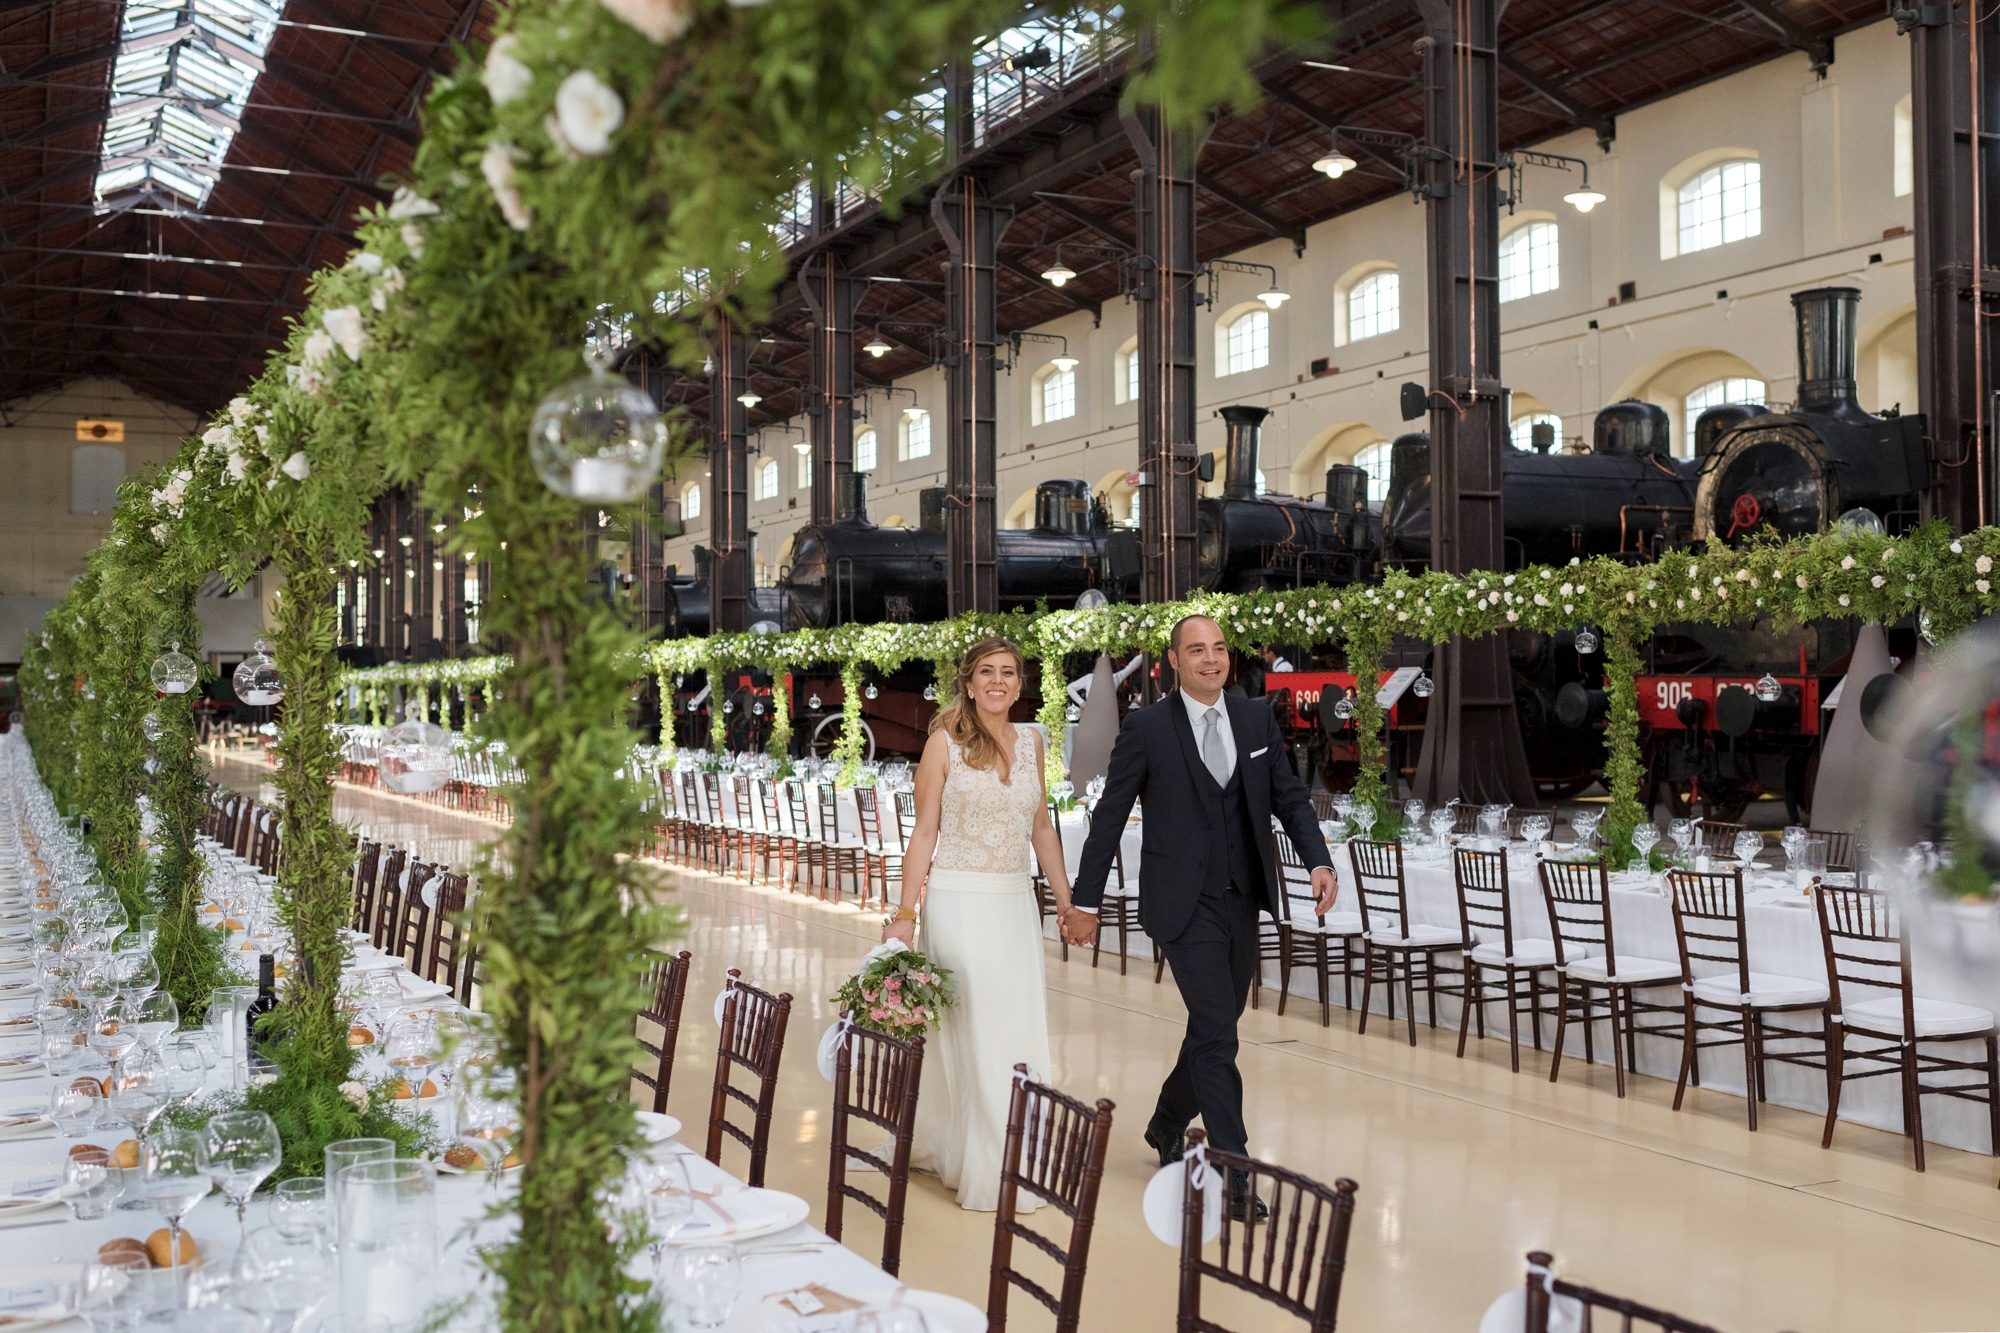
930, 636, 1026, 772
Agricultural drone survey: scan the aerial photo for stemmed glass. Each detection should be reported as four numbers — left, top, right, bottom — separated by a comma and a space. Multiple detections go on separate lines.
454, 1064, 520, 1187
1519, 814, 1552, 851
1331, 793, 1355, 825
141, 1127, 210, 1313
157, 1034, 209, 1110
129, 993, 177, 1054
113, 951, 159, 1005
1781, 825, 1808, 870
1667, 818, 1694, 865
383, 1012, 441, 1120
202, 1110, 282, 1246
1733, 830, 1764, 869
1402, 799, 1425, 840
1571, 808, 1603, 852
1427, 807, 1454, 850
87, 1002, 138, 1080
1348, 802, 1376, 841
636, 1153, 695, 1280
1631, 824, 1661, 874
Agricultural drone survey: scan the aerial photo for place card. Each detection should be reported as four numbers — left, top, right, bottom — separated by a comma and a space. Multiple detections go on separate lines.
779, 1285, 865, 1319
0, 1177, 62, 1201
0, 1282, 59, 1312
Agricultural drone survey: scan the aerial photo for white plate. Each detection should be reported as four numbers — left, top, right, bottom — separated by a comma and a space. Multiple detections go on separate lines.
0, 1062, 45, 1081
347, 954, 403, 973
669, 1188, 810, 1246
0, 1198, 65, 1229
635, 1112, 680, 1144
0, 1263, 121, 1329
0, 1119, 52, 1140
726, 1287, 983, 1333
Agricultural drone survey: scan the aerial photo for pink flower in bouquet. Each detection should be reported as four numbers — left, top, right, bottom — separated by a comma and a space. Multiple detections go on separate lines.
884, 976, 902, 993
871, 1006, 892, 1022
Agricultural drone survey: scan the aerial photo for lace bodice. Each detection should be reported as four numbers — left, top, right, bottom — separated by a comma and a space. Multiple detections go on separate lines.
931, 726, 1041, 875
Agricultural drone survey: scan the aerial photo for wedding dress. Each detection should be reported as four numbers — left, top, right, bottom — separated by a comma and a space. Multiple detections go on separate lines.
910, 726, 1052, 1212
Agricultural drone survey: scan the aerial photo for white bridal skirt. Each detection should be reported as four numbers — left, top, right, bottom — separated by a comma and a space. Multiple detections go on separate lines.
910, 868, 1052, 1212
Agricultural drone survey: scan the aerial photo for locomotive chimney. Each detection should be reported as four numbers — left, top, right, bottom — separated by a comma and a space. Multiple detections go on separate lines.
1219, 404, 1270, 500
836, 470, 869, 524
1791, 286, 1864, 416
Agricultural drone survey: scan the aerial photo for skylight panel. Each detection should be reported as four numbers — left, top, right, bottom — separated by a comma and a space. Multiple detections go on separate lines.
93, 0, 281, 208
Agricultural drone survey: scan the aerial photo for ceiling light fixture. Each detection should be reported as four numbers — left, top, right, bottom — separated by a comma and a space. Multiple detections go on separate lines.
863, 336, 891, 358
1563, 185, 1606, 212
793, 441, 812, 455
1313, 143, 1357, 178
1051, 356, 1079, 372
1258, 287, 1291, 310
1041, 260, 1076, 287
737, 391, 761, 408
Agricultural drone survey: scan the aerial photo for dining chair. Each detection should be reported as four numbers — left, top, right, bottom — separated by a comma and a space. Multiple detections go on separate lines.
1691, 820, 1746, 857
1175, 1128, 1359, 1333
814, 783, 866, 904
1029, 857, 1068, 963
1665, 867, 1828, 1130
421, 871, 467, 986
1310, 791, 1339, 821
671, 771, 703, 867
1084, 810, 1145, 975
705, 969, 793, 1188
1453, 846, 1557, 1070
698, 773, 734, 874
824, 1024, 925, 1276
370, 847, 408, 950
1813, 884, 2000, 1172
1802, 827, 1856, 871
855, 786, 900, 914
893, 789, 917, 851
783, 779, 823, 894
1540, 857, 1682, 1098
1274, 829, 1363, 1026
349, 839, 383, 933
631, 950, 690, 1114
393, 861, 440, 976
751, 778, 802, 889
1519, 1250, 1724, 1333
1347, 838, 1467, 1045
986, 1065, 1114, 1333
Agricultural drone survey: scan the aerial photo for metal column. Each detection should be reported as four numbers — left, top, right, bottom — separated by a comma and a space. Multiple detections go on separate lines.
707, 318, 754, 634
1906, 1, 2000, 531
1411, 0, 1536, 808
802, 253, 860, 525
1125, 105, 1202, 609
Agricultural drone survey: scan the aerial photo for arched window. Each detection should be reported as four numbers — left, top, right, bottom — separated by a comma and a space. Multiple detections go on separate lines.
1348, 271, 1399, 343
1678, 160, 1761, 255
1499, 222, 1559, 302
796, 449, 812, 489
1116, 337, 1139, 405
682, 483, 702, 521
1222, 308, 1269, 376
1894, 95, 1913, 198
756, 457, 779, 500
1352, 441, 1393, 504
1037, 362, 1076, 423
1509, 413, 1563, 452
854, 429, 877, 472
900, 408, 931, 460
1683, 377, 1765, 452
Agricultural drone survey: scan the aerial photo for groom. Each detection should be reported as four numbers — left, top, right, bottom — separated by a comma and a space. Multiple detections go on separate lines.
1065, 614, 1337, 1215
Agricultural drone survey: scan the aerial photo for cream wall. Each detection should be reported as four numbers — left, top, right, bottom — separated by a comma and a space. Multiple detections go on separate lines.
662, 17, 1919, 577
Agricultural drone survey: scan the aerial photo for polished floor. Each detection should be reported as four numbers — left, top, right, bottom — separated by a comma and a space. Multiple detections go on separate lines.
211, 754, 2000, 1332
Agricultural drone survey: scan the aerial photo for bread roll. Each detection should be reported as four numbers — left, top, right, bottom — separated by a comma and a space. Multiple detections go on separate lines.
145, 1228, 196, 1268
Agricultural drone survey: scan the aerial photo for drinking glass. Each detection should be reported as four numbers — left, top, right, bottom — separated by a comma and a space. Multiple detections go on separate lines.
1402, 799, 1425, 835
272, 1177, 328, 1247
202, 1110, 282, 1245
50, 1079, 103, 1137
129, 994, 177, 1053
334, 1159, 437, 1333
667, 1244, 741, 1330
1349, 804, 1376, 840
114, 952, 159, 1004
637, 1154, 694, 1279
1519, 814, 1552, 849
106, 1050, 167, 1164
1733, 830, 1764, 868
1667, 818, 1694, 860
323, 1138, 394, 1191
81, 1252, 151, 1333
453, 1065, 519, 1184
382, 1013, 440, 1119
87, 1003, 138, 1077
157, 1035, 208, 1109
1427, 807, 1454, 848
141, 1128, 210, 1314
64, 1144, 117, 1220
236, 1227, 330, 1333
1331, 793, 1355, 821
1631, 824, 1660, 872
1796, 837, 1829, 890
1781, 825, 1808, 869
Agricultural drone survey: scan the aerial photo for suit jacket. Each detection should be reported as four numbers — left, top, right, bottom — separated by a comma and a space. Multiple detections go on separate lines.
1072, 694, 1334, 943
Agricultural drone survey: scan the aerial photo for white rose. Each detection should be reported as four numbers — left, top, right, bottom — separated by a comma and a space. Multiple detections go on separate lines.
322, 306, 366, 361
1796, 574, 1808, 588
1533, 593, 1548, 606
227, 397, 255, 425
1838, 594, 1850, 606
600, 0, 691, 43
1979, 580, 1991, 595
1980, 556, 1993, 574
291, 364, 324, 396
481, 141, 533, 231
281, 452, 311, 482
554, 70, 624, 155
1559, 583, 1573, 596
338, 1080, 368, 1111
1870, 575, 1885, 588
379, 265, 405, 294
483, 34, 533, 105
161, 476, 185, 509
225, 449, 248, 483
1506, 610, 1518, 622
201, 424, 229, 447
389, 187, 441, 220
371, 287, 388, 312
1952, 540, 1965, 554
1734, 568, 1749, 581
150, 523, 170, 542
399, 223, 426, 259
1840, 556, 1854, 569
301, 330, 334, 368
348, 251, 384, 275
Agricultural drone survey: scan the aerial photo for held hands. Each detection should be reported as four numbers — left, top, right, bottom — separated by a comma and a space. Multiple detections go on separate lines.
1310, 866, 1340, 915
1058, 903, 1099, 947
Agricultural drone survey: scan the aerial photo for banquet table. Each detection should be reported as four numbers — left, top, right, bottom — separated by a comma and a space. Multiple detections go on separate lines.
0, 834, 984, 1331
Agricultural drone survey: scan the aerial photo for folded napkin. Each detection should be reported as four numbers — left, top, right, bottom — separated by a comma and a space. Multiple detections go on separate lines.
675, 1186, 793, 1239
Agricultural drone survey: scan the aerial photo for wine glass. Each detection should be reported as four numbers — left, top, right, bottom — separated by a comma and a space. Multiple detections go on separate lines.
202, 1110, 282, 1246
234, 1226, 330, 1332
1631, 823, 1660, 873
1402, 798, 1425, 837
1427, 807, 1454, 849
636, 1153, 694, 1279
1331, 793, 1355, 822
1781, 824, 1808, 869
1349, 803, 1376, 841
157, 1034, 208, 1109
106, 1046, 167, 1146
667, 1244, 742, 1331
129, 993, 177, 1053
271, 1177, 327, 1248
1519, 814, 1552, 850
113, 951, 159, 1004
141, 1127, 210, 1313
1733, 830, 1764, 868
383, 1013, 440, 1120
453, 1064, 519, 1185
87, 1002, 138, 1078
1667, 818, 1693, 860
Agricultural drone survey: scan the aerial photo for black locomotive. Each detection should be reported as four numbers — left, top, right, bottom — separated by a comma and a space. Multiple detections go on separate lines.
1197, 405, 1382, 592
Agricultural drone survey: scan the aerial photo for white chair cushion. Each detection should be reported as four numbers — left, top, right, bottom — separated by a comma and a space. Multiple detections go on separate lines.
1470, 937, 1558, 968
1843, 994, 1997, 1038
1366, 923, 1465, 948
1689, 972, 1829, 1008
1563, 954, 1681, 985
1291, 912, 1363, 935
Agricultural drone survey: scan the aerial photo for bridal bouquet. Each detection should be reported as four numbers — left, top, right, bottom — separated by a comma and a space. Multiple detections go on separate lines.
831, 939, 958, 1041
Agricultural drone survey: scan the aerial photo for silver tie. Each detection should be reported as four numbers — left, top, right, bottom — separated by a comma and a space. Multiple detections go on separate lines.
1201, 707, 1230, 786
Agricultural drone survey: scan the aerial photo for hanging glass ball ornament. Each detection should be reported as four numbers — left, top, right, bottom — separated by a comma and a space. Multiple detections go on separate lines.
1573, 628, 1599, 656
808, 695, 823, 710
141, 712, 163, 743
1754, 672, 1784, 703
922, 685, 937, 702
1332, 696, 1355, 720
1065, 704, 1081, 723
378, 719, 453, 794
150, 642, 197, 695
232, 640, 285, 706
864, 684, 879, 701
1411, 672, 1434, 699
751, 701, 765, 717
527, 352, 668, 504
723, 701, 735, 715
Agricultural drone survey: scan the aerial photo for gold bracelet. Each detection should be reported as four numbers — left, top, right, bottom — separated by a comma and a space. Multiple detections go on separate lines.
892, 904, 918, 922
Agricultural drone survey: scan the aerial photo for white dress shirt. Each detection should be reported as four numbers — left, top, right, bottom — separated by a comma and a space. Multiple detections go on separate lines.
1181, 690, 1237, 780
1268, 658, 1295, 672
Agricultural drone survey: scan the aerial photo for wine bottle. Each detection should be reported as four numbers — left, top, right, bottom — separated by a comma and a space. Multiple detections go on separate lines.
245, 953, 277, 1058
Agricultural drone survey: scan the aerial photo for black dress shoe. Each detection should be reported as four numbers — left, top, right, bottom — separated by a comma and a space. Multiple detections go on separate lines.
1228, 1171, 1269, 1223
1143, 1113, 1187, 1168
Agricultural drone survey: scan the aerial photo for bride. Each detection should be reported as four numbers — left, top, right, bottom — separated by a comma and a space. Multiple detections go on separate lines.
881, 636, 1074, 1211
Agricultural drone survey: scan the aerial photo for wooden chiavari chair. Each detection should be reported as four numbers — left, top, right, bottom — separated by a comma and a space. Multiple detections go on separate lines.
986, 1065, 1114, 1333
421, 872, 467, 985
393, 862, 441, 976
1273, 829, 1362, 1026
1665, 867, 1827, 1130
1175, 1129, 1359, 1333
1691, 820, 1746, 857
1080, 807, 1145, 975
233, 804, 256, 860
814, 784, 866, 903
631, 950, 690, 1114
697, 773, 734, 874
825, 1024, 925, 1276
783, 779, 822, 894
349, 840, 382, 933
370, 847, 408, 952
1540, 857, 1681, 1098
1453, 846, 1557, 1070
1520, 1251, 1724, 1333
669, 771, 702, 867
705, 970, 792, 1188
1309, 791, 1338, 821
1347, 838, 1466, 1045
855, 787, 900, 914
1814, 884, 2000, 1171
750, 779, 800, 888
1803, 827, 1855, 871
